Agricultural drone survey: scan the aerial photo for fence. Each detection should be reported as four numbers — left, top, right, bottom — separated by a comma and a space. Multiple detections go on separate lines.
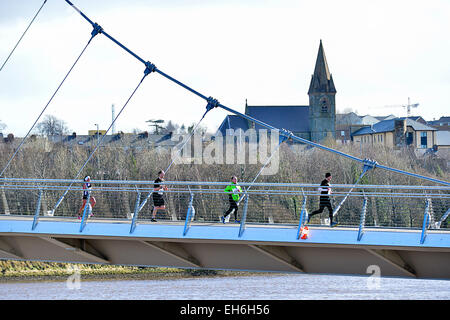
1, 178, 449, 233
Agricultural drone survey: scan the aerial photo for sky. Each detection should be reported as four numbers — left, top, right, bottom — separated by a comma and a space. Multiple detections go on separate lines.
1, 0, 449, 137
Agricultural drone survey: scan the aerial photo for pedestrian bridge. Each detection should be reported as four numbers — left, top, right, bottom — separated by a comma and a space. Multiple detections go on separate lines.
0, 178, 449, 279
2, 0, 450, 282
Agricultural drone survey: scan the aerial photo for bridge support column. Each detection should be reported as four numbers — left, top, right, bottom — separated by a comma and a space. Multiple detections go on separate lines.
357, 197, 368, 241
366, 249, 416, 278
296, 197, 308, 240
435, 208, 450, 229
130, 192, 141, 234
0, 237, 23, 260
248, 245, 304, 272
238, 195, 249, 237
39, 237, 110, 264
139, 241, 201, 268
32, 189, 43, 230
183, 193, 195, 236
420, 199, 432, 244
79, 192, 92, 232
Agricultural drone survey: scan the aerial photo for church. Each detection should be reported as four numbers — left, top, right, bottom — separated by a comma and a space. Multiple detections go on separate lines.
216, 40, 336, 143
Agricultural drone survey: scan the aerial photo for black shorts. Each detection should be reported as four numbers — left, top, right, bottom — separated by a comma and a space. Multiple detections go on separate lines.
153, 193, 164, 207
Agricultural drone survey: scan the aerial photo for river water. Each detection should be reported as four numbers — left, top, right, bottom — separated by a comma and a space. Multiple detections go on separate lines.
0, 273, 449, 300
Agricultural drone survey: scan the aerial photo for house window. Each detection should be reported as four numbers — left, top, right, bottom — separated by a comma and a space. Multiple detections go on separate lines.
420, 132, 427, 148
406, 132, 413, 145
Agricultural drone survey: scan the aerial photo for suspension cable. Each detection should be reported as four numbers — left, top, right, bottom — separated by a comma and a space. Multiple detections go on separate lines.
137, 98, 218, 212
0, 0, 48, 73
51, 64, 154, 213
332, 159, 377, 217
237, 130, 292, 205
0, 30, 100, 178
64, 0, 449, 187
165, 97, 218, 173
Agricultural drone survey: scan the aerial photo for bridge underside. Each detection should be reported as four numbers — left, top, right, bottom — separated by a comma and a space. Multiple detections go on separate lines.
0, 216, 449, 279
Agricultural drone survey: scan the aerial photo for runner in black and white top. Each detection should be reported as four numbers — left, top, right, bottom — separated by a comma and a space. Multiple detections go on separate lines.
308, 172, 336, 227
77, 175, 96, 220
151, 170, 168, 222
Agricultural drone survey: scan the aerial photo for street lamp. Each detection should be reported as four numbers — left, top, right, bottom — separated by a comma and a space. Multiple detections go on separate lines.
94, 123, 100, 169
94, 123, 99, 141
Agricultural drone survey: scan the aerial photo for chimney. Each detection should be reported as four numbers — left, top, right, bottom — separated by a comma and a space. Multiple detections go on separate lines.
394, 119, 406, 148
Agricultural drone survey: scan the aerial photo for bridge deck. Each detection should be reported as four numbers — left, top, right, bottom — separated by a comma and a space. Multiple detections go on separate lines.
1, 215, 449, 279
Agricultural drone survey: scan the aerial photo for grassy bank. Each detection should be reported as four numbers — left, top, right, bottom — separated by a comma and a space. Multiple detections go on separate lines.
0, 260, 251, 282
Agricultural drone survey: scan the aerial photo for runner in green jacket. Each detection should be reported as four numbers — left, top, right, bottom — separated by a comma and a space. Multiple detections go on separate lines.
221, 176, 242, 223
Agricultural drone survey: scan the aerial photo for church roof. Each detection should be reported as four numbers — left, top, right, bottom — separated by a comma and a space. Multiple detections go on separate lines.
308, 40, 336, 94
246, 105, 310, 133
216, 115, 250, 136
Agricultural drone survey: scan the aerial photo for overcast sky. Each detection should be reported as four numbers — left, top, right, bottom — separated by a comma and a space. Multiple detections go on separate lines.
1, 0, 449, 137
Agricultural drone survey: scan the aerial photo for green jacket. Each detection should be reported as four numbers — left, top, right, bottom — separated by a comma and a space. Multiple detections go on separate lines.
224, 183, 242, 202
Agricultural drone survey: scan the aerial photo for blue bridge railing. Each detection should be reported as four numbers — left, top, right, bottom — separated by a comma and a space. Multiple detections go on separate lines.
1, 178, 449, 242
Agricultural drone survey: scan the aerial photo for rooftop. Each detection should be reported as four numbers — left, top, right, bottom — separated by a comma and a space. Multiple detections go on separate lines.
246, 105, 310, 133
352, 118, 437, 136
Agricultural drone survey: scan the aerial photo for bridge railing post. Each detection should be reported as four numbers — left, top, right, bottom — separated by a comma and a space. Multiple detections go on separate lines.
238, 195, 249, 237
183, 192, 195, 236
296, 196, 308, 240
420, 198, 432, 244
129, 192, 141, 234
357, 197, 368, 241
79, 191, 91, 232
435, 208, 450, 229
31, 189, 43, 230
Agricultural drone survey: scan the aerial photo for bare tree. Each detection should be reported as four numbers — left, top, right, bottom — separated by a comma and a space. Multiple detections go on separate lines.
36, 115, 69, 136
165, 120, 179, 133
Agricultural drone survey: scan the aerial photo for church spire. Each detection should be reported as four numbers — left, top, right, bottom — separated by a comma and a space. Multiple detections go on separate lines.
308, 40, 336, 94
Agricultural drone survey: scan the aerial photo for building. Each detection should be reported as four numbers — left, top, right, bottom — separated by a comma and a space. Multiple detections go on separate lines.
217, 40, 336, 143
428, 116, 450, 131
352, 118, 437, 150
335, 112, 392, 144
45, 131, 180, 150
435, 131, 450, 149
398, 116, 427, 125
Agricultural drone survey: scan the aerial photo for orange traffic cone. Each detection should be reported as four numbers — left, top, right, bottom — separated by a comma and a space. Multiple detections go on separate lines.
300, 226, 309, 239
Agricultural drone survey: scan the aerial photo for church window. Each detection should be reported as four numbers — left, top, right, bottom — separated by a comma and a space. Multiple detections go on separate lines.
320, 97, 329, 113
